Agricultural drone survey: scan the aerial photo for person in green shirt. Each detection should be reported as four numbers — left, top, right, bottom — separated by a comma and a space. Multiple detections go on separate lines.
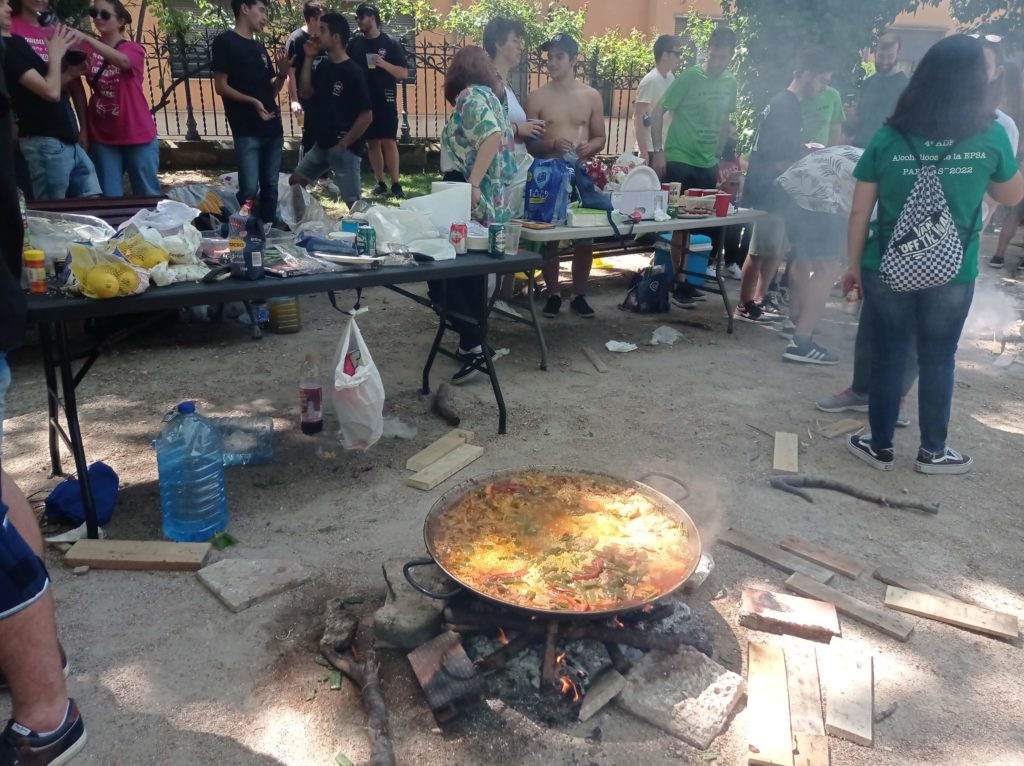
842, 35, 1023, 475
801, 85, 844, 146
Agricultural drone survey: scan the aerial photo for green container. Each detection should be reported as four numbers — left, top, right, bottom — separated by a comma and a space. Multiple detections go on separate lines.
487, 223, 507, 259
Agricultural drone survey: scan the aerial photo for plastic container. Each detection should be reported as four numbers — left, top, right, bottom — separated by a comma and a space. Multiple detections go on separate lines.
268, 296, 302, 333
207, 415, 274, 466
299, 353, 323, 435
685, 234, 713, 286
228, 201, 265, 280
154, 402, 228, 542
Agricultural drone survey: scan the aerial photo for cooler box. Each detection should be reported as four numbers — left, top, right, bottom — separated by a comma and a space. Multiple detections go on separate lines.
685, 234, 713, 286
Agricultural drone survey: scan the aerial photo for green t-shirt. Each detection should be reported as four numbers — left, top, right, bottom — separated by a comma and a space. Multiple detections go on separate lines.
659, 65, 737, 169
854, 122, 1017, 282
801, 86, 844, 146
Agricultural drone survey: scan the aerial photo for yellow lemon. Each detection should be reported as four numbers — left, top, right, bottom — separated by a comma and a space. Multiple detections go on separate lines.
114, 266, 139, 295
85, 269, 120, 299
141, 248, 170, 270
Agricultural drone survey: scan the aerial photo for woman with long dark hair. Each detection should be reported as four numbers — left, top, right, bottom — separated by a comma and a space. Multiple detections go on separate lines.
843, 34, 1023, 474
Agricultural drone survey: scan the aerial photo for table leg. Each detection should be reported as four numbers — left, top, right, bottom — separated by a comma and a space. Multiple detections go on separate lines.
38, 324, 64, 477
526, 272, 549, 371
477, 278, 507, 435
54, 322, 100, 539
421, 281, 447, 395
716, 246, 734, 335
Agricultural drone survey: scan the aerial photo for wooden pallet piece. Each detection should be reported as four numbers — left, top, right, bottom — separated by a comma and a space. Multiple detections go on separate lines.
778, 536, 868, 580
815, 419, 863, 439
406, 444, 484, 491
872, 566, 956, 601
793, 734, 830, 766
773, 432, 799, 474
64, 540, 210, 571
747, 641, 795, 766
581, 346, 609, 373
785, 642, 825, 736
405, 429, 475, 472
720, 529, 836, 584
821, 646, 874, 747
883, 586, 1019, 641
993, 351, 1016, 368
784, 573, 914, 642
740, 588, 840, 643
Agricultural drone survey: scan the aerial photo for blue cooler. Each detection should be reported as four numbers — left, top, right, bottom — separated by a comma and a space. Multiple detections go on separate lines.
654, 233, 675, 281
685, 234, 713, 286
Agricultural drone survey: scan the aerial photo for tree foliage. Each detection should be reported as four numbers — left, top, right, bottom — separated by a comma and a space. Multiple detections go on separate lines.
947, 0, 1024, 50
443, 0, 584, 48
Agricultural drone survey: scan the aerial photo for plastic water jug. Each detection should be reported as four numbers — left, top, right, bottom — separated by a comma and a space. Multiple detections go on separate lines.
154, 401, 228, 542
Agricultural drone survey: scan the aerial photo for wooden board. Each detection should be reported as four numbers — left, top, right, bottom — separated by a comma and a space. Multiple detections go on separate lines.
815, 419, 863, 439
994, 351, 1017, 368
778, 536, 868, 580
785, 643, 825, 736
773, 432, 799, 474
793, 733, 830, 766
822, 646, 874, 747
720, 529, 836, 584
872, 566, 956, 601
64, 540, 210, 571
581, 346, 609, 373
883, 586, 1019, 641
405, 429, 475, 472
740, 588, 840, 643
406, 444, 484, 490
784, 573, 914, 642
746, 641, 794, 766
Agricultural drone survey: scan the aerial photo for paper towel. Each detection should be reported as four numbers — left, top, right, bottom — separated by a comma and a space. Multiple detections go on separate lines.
399, 182, 472, 235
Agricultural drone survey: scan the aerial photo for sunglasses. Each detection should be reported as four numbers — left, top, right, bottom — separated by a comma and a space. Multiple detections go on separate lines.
88, 7, 113, 20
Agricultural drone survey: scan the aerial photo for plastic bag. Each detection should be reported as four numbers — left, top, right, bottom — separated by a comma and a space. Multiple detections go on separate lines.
525, 158, 572, 223
331, 309, 385, 450
121, 200, 200, 235
366, 206, 438, 246
65, 242, 150, 298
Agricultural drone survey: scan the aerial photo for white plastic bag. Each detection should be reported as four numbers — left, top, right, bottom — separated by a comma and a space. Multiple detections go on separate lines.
331, 309, 385, 450
121, 200, 200, 235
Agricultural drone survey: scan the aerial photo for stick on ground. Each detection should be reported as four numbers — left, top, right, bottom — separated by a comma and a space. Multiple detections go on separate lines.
769, 474, 939, 514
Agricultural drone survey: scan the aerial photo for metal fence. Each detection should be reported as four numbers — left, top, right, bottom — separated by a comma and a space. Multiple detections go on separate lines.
141, 32, 648, 156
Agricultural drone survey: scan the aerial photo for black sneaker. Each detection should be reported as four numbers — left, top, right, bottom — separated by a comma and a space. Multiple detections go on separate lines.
736, 300, 770, 323
783, 339, 839, 365
542, 295, 562, 318
0, 700, 87, 766
674, 283, 706, 301
570, 295, 595, 318
846, 433, 894, 471
671, 294, 697, 310
370, 181, 388, 197
390, 182, 405, 199
988, 254, 1005, 268
758, 297, 783, 318
915, 446, 973, 475
452, 352, 487, 385
456, 345, 495, 362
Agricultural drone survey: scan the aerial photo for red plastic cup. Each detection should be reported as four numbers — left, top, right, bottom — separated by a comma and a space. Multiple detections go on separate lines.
714, 192, 731, 217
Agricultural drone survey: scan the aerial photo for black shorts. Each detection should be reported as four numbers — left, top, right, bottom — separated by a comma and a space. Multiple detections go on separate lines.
665, 161, 719, 192
365, 104, 399, 141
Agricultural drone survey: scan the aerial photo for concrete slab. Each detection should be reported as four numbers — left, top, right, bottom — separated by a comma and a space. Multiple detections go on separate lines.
579, 668, 627, 722
197, 559, 313, 613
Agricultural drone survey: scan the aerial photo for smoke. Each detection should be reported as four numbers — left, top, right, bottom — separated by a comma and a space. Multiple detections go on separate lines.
963, 282, 1021, 338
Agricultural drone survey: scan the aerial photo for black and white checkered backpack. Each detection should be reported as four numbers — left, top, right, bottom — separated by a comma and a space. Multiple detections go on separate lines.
879, 132, 979, 293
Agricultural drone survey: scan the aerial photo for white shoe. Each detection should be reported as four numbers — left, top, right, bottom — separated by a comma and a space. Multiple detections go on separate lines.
492, 299, 522, 319
725, 263, 742, 280
705, 266, 717, 278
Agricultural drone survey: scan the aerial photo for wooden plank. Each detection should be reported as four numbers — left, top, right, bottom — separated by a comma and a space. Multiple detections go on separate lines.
747, 641, 794, 766
785, 574, 913, 642
720, 529, 836, 584
994, 351, 1016, 368
883, 586, 1019, 641
64, 540, 210, 571
815, 418, 863, 439
740, 588, 840, 643
785, 643, 825, 736
778, 536, 868, 580
793, 733, 830, 766
822, 646, 874, 747
406, 444, 484, 491
872, 566, 956, 601
773, 432, 799, 473
405, 429, 475, 472
581, 346, 609, 373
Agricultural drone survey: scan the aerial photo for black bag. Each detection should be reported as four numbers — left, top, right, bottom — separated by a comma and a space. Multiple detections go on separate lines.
620, 265, 670, 313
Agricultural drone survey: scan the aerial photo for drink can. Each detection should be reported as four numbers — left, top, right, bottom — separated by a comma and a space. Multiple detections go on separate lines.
487, 223, 507, 258
357, 225, 376, 256
844, 287, 861, 315
449, 222, 468, 254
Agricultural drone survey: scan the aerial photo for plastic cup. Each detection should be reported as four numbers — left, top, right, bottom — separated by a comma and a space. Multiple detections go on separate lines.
366, 53, 377, 69
503, 221, 523, 255
714, 192, 731, 217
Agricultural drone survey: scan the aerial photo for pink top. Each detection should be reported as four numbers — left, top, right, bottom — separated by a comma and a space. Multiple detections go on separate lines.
10, 17, 53, 60
86, 41, 157, 145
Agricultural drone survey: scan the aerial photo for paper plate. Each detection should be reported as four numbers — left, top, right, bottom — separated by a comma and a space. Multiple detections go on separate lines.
619, 166, 661, 192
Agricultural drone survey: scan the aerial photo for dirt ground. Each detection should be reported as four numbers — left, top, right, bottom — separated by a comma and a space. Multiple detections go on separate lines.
3, 223, 1024, 765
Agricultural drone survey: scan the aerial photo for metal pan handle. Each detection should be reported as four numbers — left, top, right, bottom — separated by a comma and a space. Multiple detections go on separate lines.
638, 471, 690, 502
403, 557, 463, 599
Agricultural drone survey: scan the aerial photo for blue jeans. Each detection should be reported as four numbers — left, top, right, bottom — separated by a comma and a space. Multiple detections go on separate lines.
861, 269, 974, 453
850, 303, 918, 398
89, 139, 161, 197
234, 134, 283, 225
20, 136, 101, 200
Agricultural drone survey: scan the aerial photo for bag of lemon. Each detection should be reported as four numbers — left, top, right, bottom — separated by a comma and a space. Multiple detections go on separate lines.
66, 242, 150, 300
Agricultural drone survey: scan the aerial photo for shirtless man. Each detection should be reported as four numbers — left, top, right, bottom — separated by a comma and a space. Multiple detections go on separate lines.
526, 33, 606, 318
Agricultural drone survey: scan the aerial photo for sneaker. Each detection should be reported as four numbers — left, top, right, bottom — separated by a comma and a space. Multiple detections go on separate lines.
674, 283, 706, 302
816, 387, 868, 413
0, 700, 87, 766
736, 300, 771, 323
390, 182, 405, 199
370, 181, 388, 197
452, 352, 487, 385
758, 298, 783, 318
896, 398, 911, 428
705, 265, 717, 279
915, 446, 973, 474
492, 299, 522, 318
542, 294, 562, 318
724, 263, 743, 280
570, 295, 595, 318
988, 253, 1005, 268
783, 339, 839, 365
456, 345, 495, 362
671, 294, 697, 310
779, 321, 796, 339
762, 290, 784, 315
846, 433, 894, 471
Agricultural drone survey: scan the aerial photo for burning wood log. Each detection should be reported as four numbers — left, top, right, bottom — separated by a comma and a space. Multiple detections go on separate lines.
432, 383, 461, 426
475, 632, 534, 673
541, 621, 560, 686
603, 641, 632, 675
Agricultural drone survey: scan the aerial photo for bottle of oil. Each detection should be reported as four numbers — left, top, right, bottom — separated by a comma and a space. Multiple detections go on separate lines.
299, 352, 323, 435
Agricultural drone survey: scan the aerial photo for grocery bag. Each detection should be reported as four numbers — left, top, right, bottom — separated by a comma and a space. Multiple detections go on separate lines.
331, 309, 385, 450
524, 158, 572, 224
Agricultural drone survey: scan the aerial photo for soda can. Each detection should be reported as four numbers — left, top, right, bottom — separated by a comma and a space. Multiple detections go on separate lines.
487, 223, 507, 258
449, 222, 468, 254
357, 225, 376, 256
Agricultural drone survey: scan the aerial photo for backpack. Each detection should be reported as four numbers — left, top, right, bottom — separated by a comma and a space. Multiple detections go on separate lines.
620, 264, 670, 313
524, 158, 572, 224
879, 131, 981, 293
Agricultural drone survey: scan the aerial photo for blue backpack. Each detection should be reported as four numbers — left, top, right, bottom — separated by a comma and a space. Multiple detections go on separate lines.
525, 159, 572, 224
620, 264, 671, 313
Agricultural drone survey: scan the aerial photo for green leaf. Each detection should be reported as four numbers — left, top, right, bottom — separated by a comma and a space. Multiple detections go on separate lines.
344, 594, 366, 605
211, 531, 238, 551
328, 671, 343, 690
335, 753, 354, 766
315, 656, 331, 668
701, 754, 718, 762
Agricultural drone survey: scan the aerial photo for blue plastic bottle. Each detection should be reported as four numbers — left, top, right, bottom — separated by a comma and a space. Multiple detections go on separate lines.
154, 402, 228, 542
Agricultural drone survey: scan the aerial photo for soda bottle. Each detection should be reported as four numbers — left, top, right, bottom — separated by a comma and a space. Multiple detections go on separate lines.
299, 352, 323, 435
228, 201, 265, 280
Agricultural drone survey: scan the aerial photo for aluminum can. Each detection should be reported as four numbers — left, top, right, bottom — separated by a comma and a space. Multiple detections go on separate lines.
449, 222, 468, 254
487, 223, 507, 258
357, 225, 376, 256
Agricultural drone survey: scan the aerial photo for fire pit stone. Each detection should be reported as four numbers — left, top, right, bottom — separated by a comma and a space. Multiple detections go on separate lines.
375, 558, 451, 649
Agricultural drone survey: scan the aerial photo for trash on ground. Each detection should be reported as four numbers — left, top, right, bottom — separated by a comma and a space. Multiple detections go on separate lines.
606, 340, 638, 353
650, 326, 685, 346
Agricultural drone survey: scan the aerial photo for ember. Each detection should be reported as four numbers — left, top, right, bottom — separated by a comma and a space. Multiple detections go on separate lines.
497, 627, 510, 645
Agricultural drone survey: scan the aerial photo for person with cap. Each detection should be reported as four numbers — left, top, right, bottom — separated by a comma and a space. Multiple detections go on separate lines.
347, 2, 408, 198
526, 32, 606, 319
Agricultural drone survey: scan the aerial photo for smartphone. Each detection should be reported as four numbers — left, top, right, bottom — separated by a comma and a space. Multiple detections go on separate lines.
64, 50, 87, 66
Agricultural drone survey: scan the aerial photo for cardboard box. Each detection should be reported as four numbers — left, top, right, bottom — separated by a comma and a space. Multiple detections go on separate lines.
609, 189, 670, 220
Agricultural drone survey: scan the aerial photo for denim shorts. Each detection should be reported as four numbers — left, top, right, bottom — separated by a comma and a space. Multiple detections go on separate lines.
294, 144, 362, 203
20, 135, 102, 200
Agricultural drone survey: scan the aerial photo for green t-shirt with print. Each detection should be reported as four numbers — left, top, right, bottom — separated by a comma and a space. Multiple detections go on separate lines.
659, 65, 737, 169
801, 86, 844, 146
853, 122, 1017, 282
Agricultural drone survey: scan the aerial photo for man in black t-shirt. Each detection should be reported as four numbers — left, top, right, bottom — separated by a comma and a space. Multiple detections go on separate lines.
289, 13, 372, 206
346, 3, 408, 198
286, 1, 325, 153
211, 0, 289, 225
850, 33, 908, 148
737, 47, 833, 324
